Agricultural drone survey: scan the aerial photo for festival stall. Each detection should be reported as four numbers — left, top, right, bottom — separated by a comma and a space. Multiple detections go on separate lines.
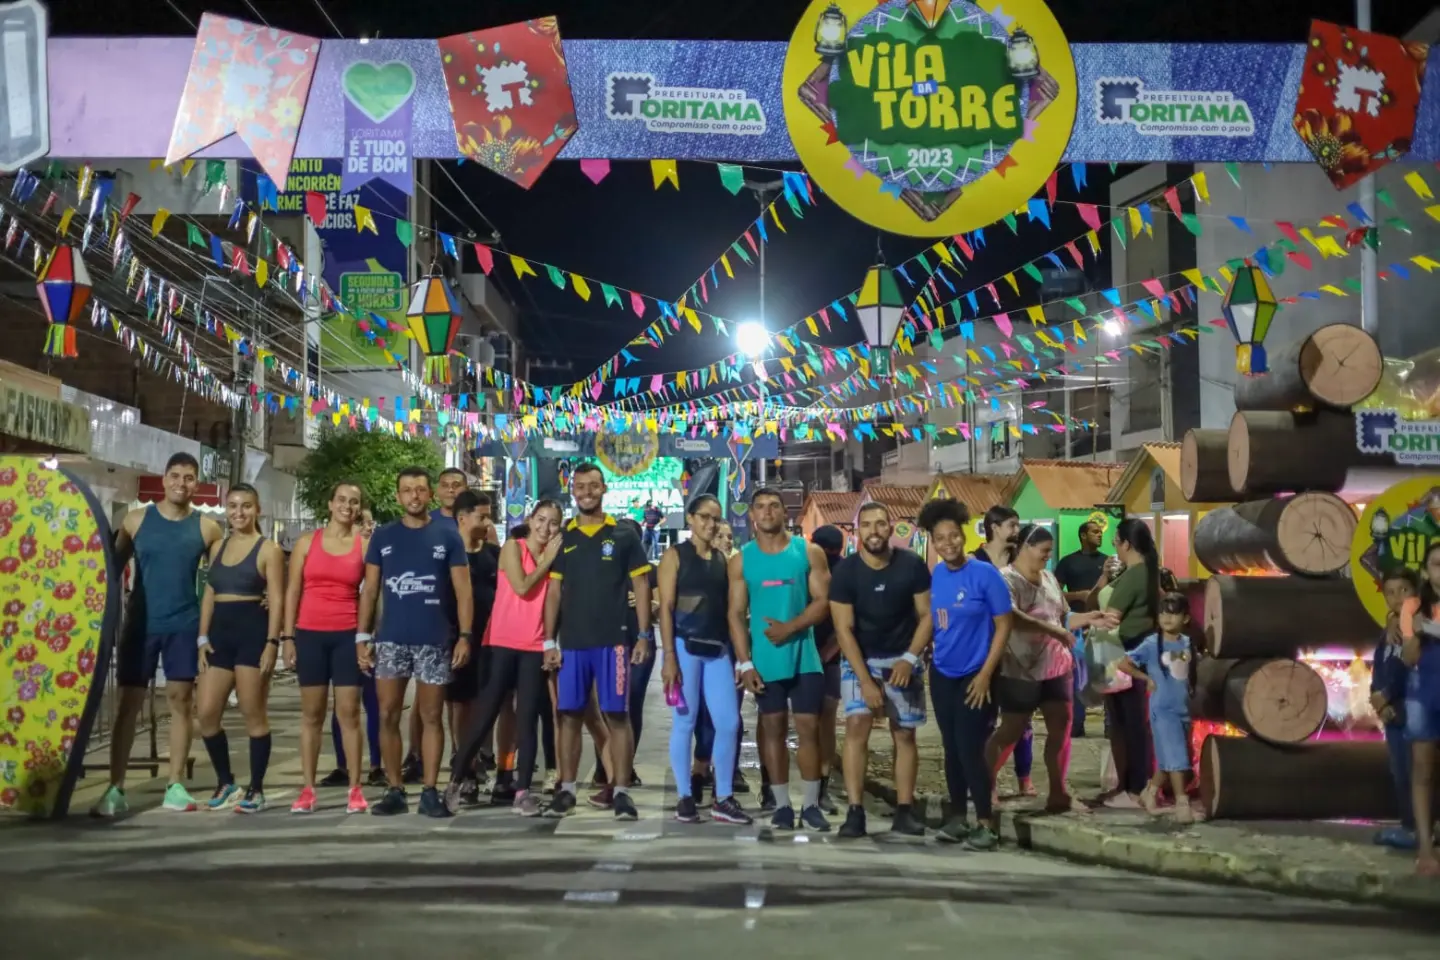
799, 491, 862, 547
1105, 442, 1233, 579
1007, 459, 1127, 558
919, 471, 1019, 559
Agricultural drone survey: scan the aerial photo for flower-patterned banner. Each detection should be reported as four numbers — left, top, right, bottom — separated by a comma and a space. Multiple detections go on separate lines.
165, 14, 323, 192
0, 458, 118, 819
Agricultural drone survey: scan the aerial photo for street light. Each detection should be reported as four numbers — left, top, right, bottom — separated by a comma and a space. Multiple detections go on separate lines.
736, 320, 770, 358
855, 263, 904, 378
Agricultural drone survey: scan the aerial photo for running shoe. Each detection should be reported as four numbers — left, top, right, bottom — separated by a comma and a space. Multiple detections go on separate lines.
675, 796, 700, 823
1375, 826, 1419, 850
162, 783, 198, 812
418, 786, 452, 819
442, 780, 464, 815
459, 777, 482, 807
770, 806, 796, 831
588, 786, 614, 809
90, 785, 128, 818
891, 807, 926, 837
490, 773, 517, 806
838, 805, 867, 838
400, 754, 423, 785
711, 797, 753, 825
205, 782, 241, 811
318, 769, 348, 788
547, 789, 577, 818
290, 786, 317, 814
367, 766, 387, 787
963, 825, 999, 851
346, 786, 369, 815
235, 788, 266, 814
799, 805, 831, 833
371, 786, 408, 816
514, 791, 542, 817
817, 780, 839, 816
759, 785, 776, 812
613, 791, 639, 822
936, 816, 971, 843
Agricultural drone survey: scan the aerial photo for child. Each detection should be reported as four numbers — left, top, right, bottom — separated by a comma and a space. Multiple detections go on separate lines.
1400, 541, 1440, 876
1118, 592, 1195, 824
1373, 567, 1419, 850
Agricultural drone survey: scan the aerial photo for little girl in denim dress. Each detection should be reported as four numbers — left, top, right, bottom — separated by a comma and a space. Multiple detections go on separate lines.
1118, 592, 1195, 823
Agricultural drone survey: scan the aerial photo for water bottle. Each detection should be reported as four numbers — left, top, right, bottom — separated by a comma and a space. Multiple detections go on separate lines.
666, 682, 686, 710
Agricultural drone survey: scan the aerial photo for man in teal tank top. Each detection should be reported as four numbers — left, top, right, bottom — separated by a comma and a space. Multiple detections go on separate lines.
91, 452, 223, 818
728, 488, 833, 832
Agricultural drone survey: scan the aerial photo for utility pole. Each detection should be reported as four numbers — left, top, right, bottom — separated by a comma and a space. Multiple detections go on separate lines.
1356, 0, 1379, 337
229, 204, 262, 489
744, 177, 782, 485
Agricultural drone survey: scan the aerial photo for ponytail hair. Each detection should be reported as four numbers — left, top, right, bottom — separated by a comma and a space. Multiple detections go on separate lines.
1115, 518, 1160, 620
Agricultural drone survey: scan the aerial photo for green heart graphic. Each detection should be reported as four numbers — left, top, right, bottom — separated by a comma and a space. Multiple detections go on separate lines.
343, 61, 416, 124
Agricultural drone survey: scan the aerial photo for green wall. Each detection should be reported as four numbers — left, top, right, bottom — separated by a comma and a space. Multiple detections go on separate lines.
1010, 478, 1113, 565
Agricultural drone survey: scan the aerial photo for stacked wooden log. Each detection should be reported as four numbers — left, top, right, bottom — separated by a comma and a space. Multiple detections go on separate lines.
1181, 324, 1407, 821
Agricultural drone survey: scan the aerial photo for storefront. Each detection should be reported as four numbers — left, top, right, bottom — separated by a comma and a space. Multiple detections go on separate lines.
1105, 442, 1233, 579
0, 372, 92, 458
1008, 459, 1129, 560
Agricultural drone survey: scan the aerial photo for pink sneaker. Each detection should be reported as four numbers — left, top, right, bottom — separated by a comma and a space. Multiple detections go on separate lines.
346, 786, 369, 815
291, 786, 316, 814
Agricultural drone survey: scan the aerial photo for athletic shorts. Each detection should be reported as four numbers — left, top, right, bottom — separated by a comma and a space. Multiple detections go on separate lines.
756, 670, 825, 717
823, 658, 841, 700
294, 628, 361, 688
1406, 698, 1440, 742
840, 657, 927, 728
993, 673, 1073, 715
117, 626, 199, 687
374, 641, 452, 687
206, 601, 269, 672
446, 643, 489, 703
557, 644, 630, 714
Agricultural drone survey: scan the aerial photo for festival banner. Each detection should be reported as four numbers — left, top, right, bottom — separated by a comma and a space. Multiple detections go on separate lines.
1351, 476, 1440, 625
340, 59, 418, 195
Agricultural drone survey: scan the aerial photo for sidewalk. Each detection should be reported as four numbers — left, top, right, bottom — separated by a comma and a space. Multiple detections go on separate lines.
845, 709, 1440, 912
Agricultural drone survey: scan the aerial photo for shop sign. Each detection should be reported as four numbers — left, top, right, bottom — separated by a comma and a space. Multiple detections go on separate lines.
607, 73, 766, 135
1356, 409, 1440, 465
1095, 78, 1255, 137
1350, 476, 1440, 625
0, 381, 89, 453
199, 445, 232, 484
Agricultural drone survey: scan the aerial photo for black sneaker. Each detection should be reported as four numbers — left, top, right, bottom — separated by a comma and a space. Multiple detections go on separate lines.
675, 796, 700, 823
490, 773, 517, 806
817, 778, 839, 816
838, 805, 867, 838
371, 787, 408, 816
613, 791, 639, 822
318, 768, 348, 788
733, 771, 750, 795
770, 806, 796, 831
366, 766, 387, 787
400, 754, 423, 785
459, 777, 482, 807
547, 789, 577, 818
690, 773, 709, 807
418, 786, 451, 819
760, 785, 776, 812
891, 806, 926, 837
800, 805, 832, 833
712, 796, 753, 825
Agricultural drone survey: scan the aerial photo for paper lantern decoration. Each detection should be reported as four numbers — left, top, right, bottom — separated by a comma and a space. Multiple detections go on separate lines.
855, 263, 905, 378
405, 273, 463, 383
36, 245, 92, 358
1221, 261, 1277, 376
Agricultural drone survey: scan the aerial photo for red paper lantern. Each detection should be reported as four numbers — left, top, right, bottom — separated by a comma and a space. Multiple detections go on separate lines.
36, 245, 92, 358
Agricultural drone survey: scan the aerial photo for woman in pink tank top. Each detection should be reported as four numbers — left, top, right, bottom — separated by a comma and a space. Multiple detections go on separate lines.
281, 481, 371, 813
445, 500, 563, 816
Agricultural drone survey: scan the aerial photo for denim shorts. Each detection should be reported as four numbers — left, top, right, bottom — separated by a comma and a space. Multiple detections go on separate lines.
840, 657, 927, 728
1405, 698, 1440, 742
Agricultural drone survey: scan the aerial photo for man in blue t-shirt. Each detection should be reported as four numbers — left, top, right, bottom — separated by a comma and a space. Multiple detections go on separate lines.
358, 467, 474, 819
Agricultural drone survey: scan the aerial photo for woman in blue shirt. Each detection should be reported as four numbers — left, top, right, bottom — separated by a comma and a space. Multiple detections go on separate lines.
918, 498, 1012, 850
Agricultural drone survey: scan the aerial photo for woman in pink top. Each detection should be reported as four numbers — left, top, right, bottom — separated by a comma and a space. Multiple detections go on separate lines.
281, 481, 371, 814
445, 500, 562, 817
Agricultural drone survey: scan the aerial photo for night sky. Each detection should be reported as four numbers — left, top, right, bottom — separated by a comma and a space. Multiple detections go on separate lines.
54, 1, 1436, 388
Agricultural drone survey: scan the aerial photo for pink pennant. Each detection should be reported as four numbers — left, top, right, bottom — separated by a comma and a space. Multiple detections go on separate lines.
918, 311, 934, 332
843, 156, 867, 179
744, 230, 758, 255
1141, 278, 1166, 300
1163, 187, 1183, 218
473, 244, 494, 275
589, 380, 603, 401
1077, 203, 1101, 231
650, 374, 664, 393
1276, 221, 1302, 246
994, 312, 1013, 338
580, 159, 611, 185
819, 307, 831, 331
1287, 250, 1314, 270
984, 283, 1000, 307
700, 275, 708, 301
1000, 343, 1014, 358
953, 234, 974, 259
1064, 241, 1084, 267
1044, 171, 1058, 207
1022, 118, 1039, 142
630, 291, 645, 317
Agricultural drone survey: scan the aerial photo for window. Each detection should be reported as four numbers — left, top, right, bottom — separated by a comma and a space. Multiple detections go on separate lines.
989, 420, 1012, 461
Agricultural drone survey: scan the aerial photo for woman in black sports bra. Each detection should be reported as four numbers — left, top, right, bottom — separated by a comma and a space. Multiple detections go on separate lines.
195, 483, 286, 814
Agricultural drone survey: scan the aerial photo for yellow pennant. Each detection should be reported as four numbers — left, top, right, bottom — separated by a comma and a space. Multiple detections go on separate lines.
1192, 170, 1210, 203
1002, 272, 1018, 295
509, 255, 536, 279
1405, 170, 1434, 200
1127, 205, 1143, 238
650, 159, 679, 190
354, 205, 378, 235
1026, 304, 1046, 325
152, 208, 170, 237
58, 208, 76, 237
571, 274, 592, 301
256, 258, 269, 288
1318, 284, 1347, 297
720, 254, 734, 279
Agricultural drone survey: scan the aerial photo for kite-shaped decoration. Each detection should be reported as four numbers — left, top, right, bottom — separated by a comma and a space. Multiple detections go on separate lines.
1292, 20, 1429, 190
164, 14, 322, 191
406, 274, 464, 384
437, 17, 578, 189
36, 245, 92, 358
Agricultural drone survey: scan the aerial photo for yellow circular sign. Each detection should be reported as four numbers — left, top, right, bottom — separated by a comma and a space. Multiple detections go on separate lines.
1349, 475, 1440, 625
783, 0, 1075, 238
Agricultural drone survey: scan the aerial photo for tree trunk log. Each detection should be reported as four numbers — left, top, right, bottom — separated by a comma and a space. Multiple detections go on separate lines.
1233, 323, 1383, 413
1200, 736, 1411, 820
1192, 492, 1356, 577
1181, 428, 1233, 502
1227, 410, 1389, 497
1190, 658, 1328, 743
1203, 574, 1377, 658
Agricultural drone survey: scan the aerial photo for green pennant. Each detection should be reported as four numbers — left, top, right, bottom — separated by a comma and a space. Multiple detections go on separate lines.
1341, 276, 1364, 293
717, 163, 745, 196
915, 252, 932, 274
731, 240, 752, 264
204, 159, 226, 193
1376, 188, 1395, 209
1064, 297, 1088, 315
1022, 262, 1043, 283
1108, 162, 1118, 174
1223, 162, 1240, 187
1365, 227, 1380, 251
187, 222, 204, 247
1384, 216, 1411, 234
1002, 213, 1018, 233
45, 159, 64, 180
785, 192, 804, 218
1110, 215, 1128, 248
601, 283, 621, 308
929, 329, 945, 350
1180, 213, 1203, 236
546, 264, 567, 290
395, 219, 413, 248
1224, 257, 1246, 272
1275, 238, 1299, 252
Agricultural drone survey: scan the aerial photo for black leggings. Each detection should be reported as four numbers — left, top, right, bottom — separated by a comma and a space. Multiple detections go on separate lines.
452, 647, 547, 791
931, 670, 993, 822
1105, 683, 1152, 794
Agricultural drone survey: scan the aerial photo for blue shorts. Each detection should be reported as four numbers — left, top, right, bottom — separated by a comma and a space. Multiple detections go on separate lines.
840, 657, 927, 728
1405, 698, 1440, 742
557, 644, 629, 714
117, 627, 200, 686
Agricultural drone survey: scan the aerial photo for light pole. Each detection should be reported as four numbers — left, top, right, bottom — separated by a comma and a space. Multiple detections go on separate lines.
744, 177, 782, 484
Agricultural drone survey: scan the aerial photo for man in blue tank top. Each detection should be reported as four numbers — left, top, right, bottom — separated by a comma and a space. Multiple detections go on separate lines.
728, 487, 833, 832
92, 452, 224, 818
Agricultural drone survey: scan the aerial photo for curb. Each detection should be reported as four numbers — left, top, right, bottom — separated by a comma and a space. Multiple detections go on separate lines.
860, 776, 1440, 912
